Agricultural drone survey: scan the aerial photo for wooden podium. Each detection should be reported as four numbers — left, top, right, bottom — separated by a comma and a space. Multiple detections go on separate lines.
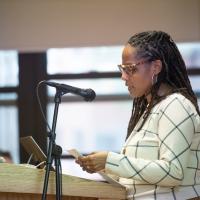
0, 163, 127, 200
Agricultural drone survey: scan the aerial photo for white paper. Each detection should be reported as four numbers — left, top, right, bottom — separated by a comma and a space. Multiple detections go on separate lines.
67, 149, 125, 187
67, 149, 82, 159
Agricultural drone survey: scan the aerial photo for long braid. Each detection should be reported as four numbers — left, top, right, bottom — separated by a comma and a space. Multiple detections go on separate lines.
126, 31, 200, 139
127, 97, 147, 139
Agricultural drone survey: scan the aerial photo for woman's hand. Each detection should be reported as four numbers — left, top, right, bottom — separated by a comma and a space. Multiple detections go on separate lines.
75, 151, 108, 173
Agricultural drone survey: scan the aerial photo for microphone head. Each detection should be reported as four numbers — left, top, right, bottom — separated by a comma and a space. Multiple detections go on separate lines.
84, 89, 96, 101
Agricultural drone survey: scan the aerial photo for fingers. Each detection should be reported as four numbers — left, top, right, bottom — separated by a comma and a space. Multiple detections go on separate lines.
75, 157, 95, 173
82, 165, 95, 173
89, 151, 97, 155
80, 156, 94, 169
75, 151, 108, 173
76, 155, 96, 172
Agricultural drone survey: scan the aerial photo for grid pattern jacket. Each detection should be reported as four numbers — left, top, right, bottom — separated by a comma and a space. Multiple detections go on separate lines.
105, 93, 200, 200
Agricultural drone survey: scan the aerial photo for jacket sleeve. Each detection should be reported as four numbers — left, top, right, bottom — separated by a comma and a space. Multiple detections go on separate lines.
105, 96, 196, 186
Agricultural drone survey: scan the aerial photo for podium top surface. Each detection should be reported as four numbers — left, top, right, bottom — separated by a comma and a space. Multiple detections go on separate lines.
0, 163, 127, 199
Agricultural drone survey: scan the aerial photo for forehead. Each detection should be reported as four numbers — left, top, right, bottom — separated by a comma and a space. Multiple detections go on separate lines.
122, 44, 138, 63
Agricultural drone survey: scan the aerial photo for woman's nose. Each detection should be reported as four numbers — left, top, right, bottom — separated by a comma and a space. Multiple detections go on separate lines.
121, 71, 128, 81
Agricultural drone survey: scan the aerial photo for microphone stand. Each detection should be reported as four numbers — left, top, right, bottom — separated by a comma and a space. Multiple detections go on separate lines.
42, 89, 65, 200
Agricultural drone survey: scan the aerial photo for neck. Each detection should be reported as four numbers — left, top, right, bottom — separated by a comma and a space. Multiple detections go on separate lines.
146, 83, 172, 104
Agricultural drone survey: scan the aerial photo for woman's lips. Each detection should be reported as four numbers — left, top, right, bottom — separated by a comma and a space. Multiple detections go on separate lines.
128, 85, 134, 90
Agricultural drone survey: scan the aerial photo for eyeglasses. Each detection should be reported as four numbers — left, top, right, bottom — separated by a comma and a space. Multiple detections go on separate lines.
118, 60, 150, 75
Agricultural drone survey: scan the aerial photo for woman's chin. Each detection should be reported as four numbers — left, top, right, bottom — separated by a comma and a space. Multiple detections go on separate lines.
130, 92, 137, 98
130, 92, 144, 98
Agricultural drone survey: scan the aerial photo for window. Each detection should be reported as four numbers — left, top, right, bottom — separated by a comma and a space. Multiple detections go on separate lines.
177, 43, 200, 68
0, 51, 19, 163
47, 46, 123, 74
47, 46, 128, 155
0, 51, 18, 87
47, 43, 200, 156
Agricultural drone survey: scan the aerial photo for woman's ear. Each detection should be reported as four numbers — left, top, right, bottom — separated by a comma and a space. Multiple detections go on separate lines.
152, 60, 162, 75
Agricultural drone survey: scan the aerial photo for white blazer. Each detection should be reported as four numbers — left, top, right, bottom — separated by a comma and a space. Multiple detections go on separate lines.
105, 93, 200, 200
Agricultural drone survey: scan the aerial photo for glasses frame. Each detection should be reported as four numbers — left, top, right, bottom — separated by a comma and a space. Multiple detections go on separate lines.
118, 60, 150, 75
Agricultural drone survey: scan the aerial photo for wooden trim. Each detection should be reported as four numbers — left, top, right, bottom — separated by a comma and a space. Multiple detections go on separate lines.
0, 193, 97, 200
0, 87, 18, 93
46, 67, 200, 81
187, 68, 200, 76
18, 52, 48, 163
48, 94, 131, 103
47, 71, 120, 80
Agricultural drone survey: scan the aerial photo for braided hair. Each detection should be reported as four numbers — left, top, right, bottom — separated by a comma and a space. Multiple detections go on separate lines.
126, 30, 200, 140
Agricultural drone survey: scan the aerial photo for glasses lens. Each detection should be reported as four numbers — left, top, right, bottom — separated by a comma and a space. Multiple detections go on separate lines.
118, 65, 133, 74
117, 65, 123, 73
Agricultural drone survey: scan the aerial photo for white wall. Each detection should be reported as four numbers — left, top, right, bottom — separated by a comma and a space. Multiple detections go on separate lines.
0, 0, 200, 51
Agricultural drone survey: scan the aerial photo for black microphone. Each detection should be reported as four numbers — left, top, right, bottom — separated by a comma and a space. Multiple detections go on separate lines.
44, 81, 96, 101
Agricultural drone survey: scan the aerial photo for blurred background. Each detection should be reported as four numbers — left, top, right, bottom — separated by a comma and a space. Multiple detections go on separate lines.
0, 0, 200, 177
